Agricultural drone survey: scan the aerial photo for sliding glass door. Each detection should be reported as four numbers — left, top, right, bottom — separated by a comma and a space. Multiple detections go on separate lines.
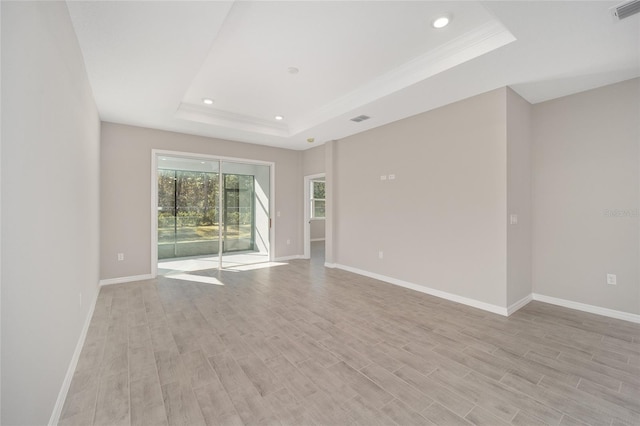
222, 173, 254, 252
157, 156, 270, 265
157, 167, 220, 259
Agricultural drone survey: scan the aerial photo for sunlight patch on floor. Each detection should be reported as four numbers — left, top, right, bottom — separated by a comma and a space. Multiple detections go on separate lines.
224, 261, 288, 272
158, 251, 286, 282
165, 273, 225, 286
158, 257, 219, 273
158, 251, 270, 275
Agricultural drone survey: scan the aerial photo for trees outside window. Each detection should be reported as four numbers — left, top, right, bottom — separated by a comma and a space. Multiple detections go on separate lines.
311, 180, 325, 219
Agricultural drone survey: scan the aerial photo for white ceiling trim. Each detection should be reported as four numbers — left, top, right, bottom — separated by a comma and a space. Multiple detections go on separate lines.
291, 20, 516, 136
175, 103, 290, 137
173, 19, 515, 139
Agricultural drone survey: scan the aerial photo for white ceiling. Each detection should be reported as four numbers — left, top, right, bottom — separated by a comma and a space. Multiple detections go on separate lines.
67, 1, 640, 150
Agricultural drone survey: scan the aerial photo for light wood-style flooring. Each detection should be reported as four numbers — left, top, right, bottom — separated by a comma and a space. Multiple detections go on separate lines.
60, 244, 640, 425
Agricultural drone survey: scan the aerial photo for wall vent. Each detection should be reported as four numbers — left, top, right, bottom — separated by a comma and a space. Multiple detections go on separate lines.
611, 0, 640, 20
350, 115, 371, 123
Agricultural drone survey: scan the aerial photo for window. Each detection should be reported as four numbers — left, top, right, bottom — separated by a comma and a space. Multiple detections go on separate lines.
311, 179, 325, 219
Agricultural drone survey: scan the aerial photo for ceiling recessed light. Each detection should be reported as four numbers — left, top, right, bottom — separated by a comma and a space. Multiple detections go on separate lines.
288, 67, 299, 74
202, 98, 214, 105
275, 115, 284, 120
307, 137, 315, 143
432, 15, 451, 29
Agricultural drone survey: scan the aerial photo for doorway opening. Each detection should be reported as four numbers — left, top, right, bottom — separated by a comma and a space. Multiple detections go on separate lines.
152, 152, 273, 276
304, 173, 325, 264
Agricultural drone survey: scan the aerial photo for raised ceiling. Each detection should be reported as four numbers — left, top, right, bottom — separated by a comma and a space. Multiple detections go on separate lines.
67, 1, 640, 150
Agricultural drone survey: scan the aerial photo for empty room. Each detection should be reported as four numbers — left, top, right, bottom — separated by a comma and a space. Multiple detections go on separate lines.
1, 1, 639, 425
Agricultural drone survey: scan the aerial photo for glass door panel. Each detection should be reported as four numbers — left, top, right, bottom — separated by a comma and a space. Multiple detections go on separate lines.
221, 161, 270, 260
157, 158, 220, 259
175, 170, 219, 257
223, 174, 254, 252
157, 169, 177, 259
158, 157, 270, 268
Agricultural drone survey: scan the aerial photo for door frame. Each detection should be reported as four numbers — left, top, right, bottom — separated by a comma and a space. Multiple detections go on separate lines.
151, 149, 275, 277
303, 173, 325, 259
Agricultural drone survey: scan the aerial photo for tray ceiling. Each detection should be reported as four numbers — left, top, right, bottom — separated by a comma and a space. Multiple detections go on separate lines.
67, 1, 640, 149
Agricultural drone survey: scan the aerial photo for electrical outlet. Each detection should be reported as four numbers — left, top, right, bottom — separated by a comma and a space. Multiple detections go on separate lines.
117, 253, 124, 261
607, 274, 617, 285
378, 251, 384, 259
388, 174, 396, 180
380, 175, 387, 181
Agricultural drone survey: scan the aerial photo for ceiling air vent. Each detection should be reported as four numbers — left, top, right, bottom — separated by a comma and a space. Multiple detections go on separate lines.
350, 115, 371, 123
611, 0, 640, 20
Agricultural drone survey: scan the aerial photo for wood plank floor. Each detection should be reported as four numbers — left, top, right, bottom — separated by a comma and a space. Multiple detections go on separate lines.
60, 245, 640, 425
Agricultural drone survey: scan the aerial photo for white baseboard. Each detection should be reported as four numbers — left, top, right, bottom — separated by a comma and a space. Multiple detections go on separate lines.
273, 255, 303, 262
99, 273, 154, 286
48, 288, 99, 425
310, 238, 326, 242
507, 293, 533, 315
324, 262, 337, 268
532, 293, 640, 324
333, 263, 509, 316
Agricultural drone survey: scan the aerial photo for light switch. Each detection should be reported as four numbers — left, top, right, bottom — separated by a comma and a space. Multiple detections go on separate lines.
510, 214, 518, 225
380, 175, 387, 181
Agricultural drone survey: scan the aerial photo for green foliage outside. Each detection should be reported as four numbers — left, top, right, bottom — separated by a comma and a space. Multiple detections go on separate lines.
312, 180, 326, 218
313, 180, 325, 199
157, 169, 254, 245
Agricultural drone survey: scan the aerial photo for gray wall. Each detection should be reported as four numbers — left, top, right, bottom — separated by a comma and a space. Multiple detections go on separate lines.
506, 88, 533, 306
532, 78, 639, 314
302, 144, 325, 176
334, 89, 509, 308
325, 141, 337, 264
1, 2, 101, 424
101, 122, 302, 280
